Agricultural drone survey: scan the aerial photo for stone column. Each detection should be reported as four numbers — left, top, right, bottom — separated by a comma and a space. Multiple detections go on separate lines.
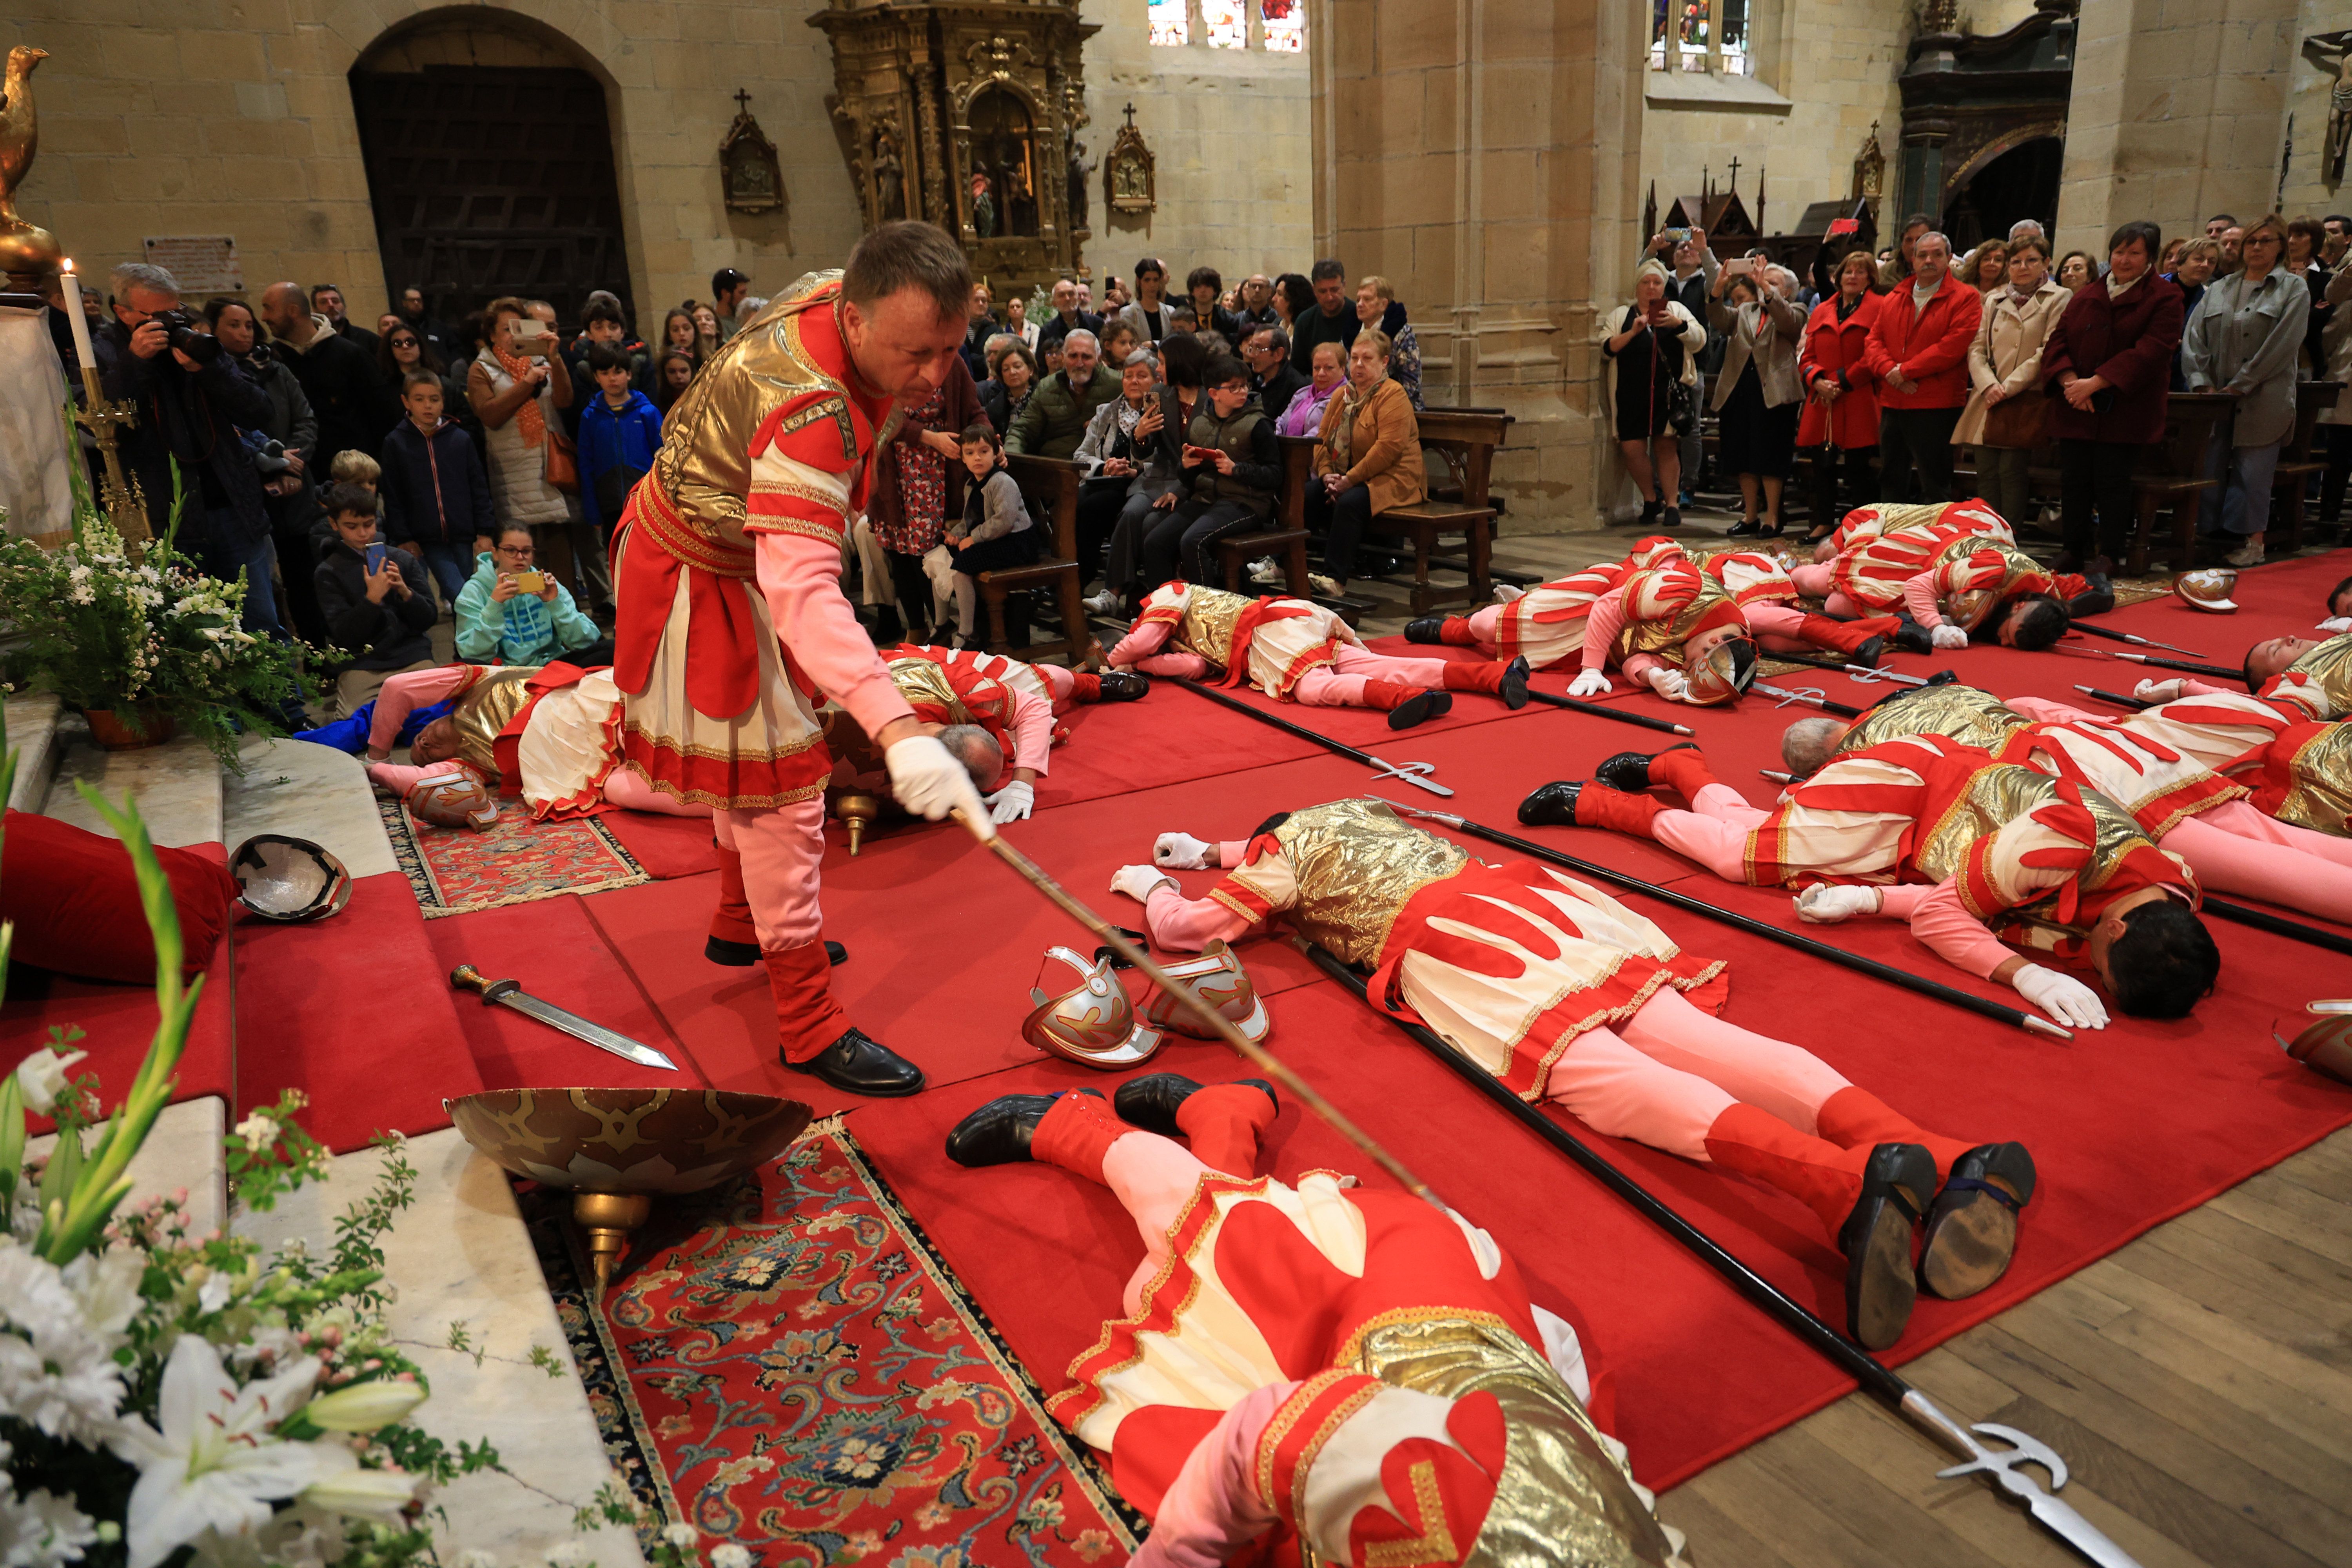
2056, 0, 2301, 256
1310, 0, 1649, 532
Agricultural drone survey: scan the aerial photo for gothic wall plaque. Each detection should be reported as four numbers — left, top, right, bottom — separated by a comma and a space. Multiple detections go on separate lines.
1104, 107, 1155, 216
720, 89, 785, 215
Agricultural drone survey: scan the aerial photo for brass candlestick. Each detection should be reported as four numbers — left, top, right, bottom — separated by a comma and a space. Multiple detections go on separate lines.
72, 364, 150, 558
834, 789, 881, 856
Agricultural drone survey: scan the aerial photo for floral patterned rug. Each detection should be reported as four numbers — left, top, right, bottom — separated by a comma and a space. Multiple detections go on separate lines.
378, 796, 650, 917
528, 1120, 1141, 1567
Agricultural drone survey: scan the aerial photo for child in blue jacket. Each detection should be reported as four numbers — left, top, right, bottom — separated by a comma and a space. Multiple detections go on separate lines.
577, 343, 664, 539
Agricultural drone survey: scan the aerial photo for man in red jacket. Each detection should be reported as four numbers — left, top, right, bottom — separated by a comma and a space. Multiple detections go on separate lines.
1864, 232, 1982, 507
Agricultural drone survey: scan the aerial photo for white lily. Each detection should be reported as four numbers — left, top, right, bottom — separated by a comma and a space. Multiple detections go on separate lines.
111, 1334, 335, 1568
303, 1377, 427, 1433
298, 1448, 421, 1521
11, 1047, 88, 1115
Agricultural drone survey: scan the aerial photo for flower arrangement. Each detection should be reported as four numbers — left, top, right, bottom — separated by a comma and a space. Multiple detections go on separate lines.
0, 500, 313, 769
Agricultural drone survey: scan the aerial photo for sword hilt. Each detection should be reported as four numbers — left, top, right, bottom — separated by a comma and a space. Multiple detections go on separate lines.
448, 964, 521, 1004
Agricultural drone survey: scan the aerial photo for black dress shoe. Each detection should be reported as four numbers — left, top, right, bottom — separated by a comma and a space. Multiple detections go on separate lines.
1891, 618, 1935, 656
705, 936, 759, 967
1851, 634, 1888, 667
1387, 689, 1452, 730
1096, 670, 1151, 701
1837, 1142, 1934, 1350
1918, 1142, 2035, 1301
785, 1027, 925, 1097
1403, 617, 1448, 644
2067, 588, 2116, 618
1114, 1073, 1277, 1135
1592, 743, 1697, 793
1517, 780, 1584, 827
944, 1094, 1058, 1165
1498, 655, 1530, 710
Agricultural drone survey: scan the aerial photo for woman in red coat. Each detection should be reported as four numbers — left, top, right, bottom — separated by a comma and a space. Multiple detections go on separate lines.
1797, 249, 1885, 544
2037, 219, 2185, 575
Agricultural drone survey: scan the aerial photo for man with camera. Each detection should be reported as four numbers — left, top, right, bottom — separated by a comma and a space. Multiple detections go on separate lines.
95, 261, 280, 631
260, 280, 385, 481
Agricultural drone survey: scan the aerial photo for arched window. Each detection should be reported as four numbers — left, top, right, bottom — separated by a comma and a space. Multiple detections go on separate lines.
1651, 0, 1751, 77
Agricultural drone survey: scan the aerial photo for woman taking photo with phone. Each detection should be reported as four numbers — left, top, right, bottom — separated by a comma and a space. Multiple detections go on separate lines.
1599, 259, 1706, 529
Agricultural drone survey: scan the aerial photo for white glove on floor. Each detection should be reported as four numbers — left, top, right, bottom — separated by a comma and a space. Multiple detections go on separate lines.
1111, 864, 1176, 904
1568, 668, 1612, 698
1154, 831, 1212, 869
885, 735, 995, 839
984, 779, 1034, 824
2012, 962, 2108, 1030
2133, 677, 2187, 703
1794, 884, 1882, 924
1644, 666, 1690, 702
1930, 623, 1970, 651
2318, 616, 2352, 634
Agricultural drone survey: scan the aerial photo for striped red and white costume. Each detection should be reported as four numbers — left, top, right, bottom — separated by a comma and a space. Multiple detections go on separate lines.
2258, 631, 2352, 722
889, 642, 1110, 721
1824, 498, 2009, 557
608, 272, 921, 1063
1791, 500, 2085, 630
1131, 799, 1997, 1253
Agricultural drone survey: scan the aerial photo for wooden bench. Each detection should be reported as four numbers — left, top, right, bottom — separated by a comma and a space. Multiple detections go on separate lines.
2269, 380, 2344, 555
996, 455, 1094, 664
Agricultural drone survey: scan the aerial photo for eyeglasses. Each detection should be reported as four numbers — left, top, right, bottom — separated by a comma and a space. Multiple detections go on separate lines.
495, 543, 536, 558
390, 336, 419, 348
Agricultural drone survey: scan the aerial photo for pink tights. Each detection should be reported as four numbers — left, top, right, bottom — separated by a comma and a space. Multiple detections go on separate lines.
713, 797, 828, 949
1291, 645, 1450, 706
1651, 783, 1768, 881
1038, 664, 1076, 703
1545, 988, 1852, 1162
1101, 1132, 1217, 1316
1786, 562, 1869, 619
2165, 804, 2352, 924
603, 768, 712, 817
1744, 603, 1813, 653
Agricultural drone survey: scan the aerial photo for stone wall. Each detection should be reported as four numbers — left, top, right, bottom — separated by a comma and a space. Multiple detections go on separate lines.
1075, 0, 1313, 295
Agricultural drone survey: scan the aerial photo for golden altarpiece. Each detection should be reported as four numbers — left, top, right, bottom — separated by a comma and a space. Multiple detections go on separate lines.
809, 1, 1100, 298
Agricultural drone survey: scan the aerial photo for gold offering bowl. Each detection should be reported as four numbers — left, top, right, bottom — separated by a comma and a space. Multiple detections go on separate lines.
445, 1087, 810, 1292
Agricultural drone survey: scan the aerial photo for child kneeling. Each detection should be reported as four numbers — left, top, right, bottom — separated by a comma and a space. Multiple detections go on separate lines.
949, 421, 1042, 648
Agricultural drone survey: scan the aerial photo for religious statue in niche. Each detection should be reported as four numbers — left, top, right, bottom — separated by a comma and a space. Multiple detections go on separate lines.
967, 87, 1040, 238
1067, 137, 1092, 234
1104, 105, 1155, 216
720, 89, 785, 215
871, 128, 907, 223
2306, 31, 2352, 186
971, 172, 997, 239
1852, 119, 1886, 227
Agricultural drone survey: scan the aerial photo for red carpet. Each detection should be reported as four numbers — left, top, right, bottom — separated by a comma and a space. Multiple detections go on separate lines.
2, 938, 235, 1123
597, 810, 722, 880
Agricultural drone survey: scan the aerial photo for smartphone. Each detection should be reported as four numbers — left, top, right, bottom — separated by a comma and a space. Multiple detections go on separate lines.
511, 318, 551, 358
1664, 227, 1693, 245
1828, 218, 1861, 237
1724, 258, 1753, 277
513, 568, 546, 594
363, 542, 388, 574
1184, 444, 1219, 461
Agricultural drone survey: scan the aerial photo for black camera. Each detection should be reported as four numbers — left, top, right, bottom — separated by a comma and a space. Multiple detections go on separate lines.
148, 307, 222, 364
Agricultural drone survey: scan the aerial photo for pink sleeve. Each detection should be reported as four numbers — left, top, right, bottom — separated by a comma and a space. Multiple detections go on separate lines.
1136, 652, 1213, 677
364, 759, 465, 793
1902, 572, 1945, 627
2005, 696, 2093, 723
1143, 883, 1261, 952
1007, 684, 1056, 775
1880, 879, 2012, 978
1109, 618, 1174, 666
1130, 1383, 1292, 1568
2180, 678, 2230, 697
1581, 588, 1630, 670
1619, 650, 1666, 684
366, 666, 469, 757
754, 531, 916, 739
1217, 841, 1250, 867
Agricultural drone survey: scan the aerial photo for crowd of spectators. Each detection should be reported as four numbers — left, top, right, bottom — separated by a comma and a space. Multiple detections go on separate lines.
1623, 207, 2351, 571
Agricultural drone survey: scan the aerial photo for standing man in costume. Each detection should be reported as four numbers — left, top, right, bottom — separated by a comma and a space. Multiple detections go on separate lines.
1109, 579, 1531, 729
1521, 739, 2218, 1029
944, 1078, 1692, 1567
610, 221, 996, 1097
1405, 537, 1913, 704
1111, 799, 2034, 1347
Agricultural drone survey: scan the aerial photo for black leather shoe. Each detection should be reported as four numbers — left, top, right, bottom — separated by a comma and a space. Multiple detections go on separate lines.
2067, 588, 2116, 618
708, 938, 847, 968
1837, 1142, 1934, 1350
1096, 670, 1151, 701
944, 1094, 1057, 1165
1387, 689, 1452, 730
785, 1027, 925, 1097
1851, 634, 1888, 667
1517, 780, 1584, 827
1403, 617, 1448, 645
1918, 1142, 2035, 1301
1891, 618, 1936, 656
1592, 742, 1697, 793
1498, 655, 1530, 710
1114, 1073, 1277, 1136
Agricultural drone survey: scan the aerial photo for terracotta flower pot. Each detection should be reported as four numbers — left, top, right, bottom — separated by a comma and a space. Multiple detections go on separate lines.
83, 707, 176, 750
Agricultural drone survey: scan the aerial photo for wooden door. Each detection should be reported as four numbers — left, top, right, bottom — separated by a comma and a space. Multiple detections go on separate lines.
350, 65, 634, 335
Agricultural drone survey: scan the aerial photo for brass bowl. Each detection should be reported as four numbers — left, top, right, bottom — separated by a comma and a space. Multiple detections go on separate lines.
445, 1087, 811, 1290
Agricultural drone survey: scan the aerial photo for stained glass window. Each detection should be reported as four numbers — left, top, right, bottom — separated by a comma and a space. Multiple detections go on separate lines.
1263, 0, 1304, 52
1149, 0, 1186, 47
1649, 0, 1750, 75
1203, 0, 1247, 48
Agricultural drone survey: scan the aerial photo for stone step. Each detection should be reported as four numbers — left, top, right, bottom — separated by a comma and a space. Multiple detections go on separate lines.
233, 1129, 646, 1567
40, 713, 225, 849
4, 690, 65, 812
224, 735, 399, 880
29, 1095, 228, 1239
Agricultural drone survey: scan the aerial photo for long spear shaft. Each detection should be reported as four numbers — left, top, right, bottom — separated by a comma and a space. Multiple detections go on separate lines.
2065, 621, 2208, 657
1753, 681, 1865, 718
2097, 649, 2243, 682
1374, 799, 2072, 1040
2074, 685, 2152, 710
1174, 671, 1694, 740
2203, 897, 2352, 956
1299, 941, 2143, 1568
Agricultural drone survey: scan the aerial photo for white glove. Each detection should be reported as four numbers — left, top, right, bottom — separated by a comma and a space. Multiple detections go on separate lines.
2132, 677, 2187, 703
984, 779, 1034, 824
1793, 884, 1882, 924
1154, 831, 1212, 870
2318, 616, 2352, 634
2011, 962, 2109, 1031
1644, 666, 1690, 702
1111, 864, 1176, 904
1930, 623, 1970, 651
884, 735, 996, 840
1567, 667, 1612, 698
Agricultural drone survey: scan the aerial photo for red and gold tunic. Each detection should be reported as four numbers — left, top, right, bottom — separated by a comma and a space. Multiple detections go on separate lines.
2259, 632, 2352, 722
1829, 510, 2053, 625
1491, 560, 1629, 670
1134, 581, 1362, 700
2245, 720, 2352, 837
1826, 498, 2011, 556
1608, 544, 1748, 671
1701, 548, 1804, 609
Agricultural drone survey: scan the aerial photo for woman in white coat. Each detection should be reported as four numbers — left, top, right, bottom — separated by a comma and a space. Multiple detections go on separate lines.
1952, 236, 2070, 528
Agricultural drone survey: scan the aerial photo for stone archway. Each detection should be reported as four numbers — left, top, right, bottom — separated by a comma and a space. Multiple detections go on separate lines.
348, 9, 634, 331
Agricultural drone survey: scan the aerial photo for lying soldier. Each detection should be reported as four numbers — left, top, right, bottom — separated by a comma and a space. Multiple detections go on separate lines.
1785, 501, 2096, 652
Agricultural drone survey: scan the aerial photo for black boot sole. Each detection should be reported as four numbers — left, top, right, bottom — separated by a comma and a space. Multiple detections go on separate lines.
1499, 656, 1530, 710
1919, 1142, 2035, 1301
1838, 1142, 1934, 1350
1516, 781, 1583, 827
709, 938, 848, 967
1387, 690, 1452, 730
1593, 742, 1697, 793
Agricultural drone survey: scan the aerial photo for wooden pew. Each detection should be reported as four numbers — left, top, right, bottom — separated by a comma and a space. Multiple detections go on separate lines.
2270, 380, 2345, 555
996, 455, 1093, 664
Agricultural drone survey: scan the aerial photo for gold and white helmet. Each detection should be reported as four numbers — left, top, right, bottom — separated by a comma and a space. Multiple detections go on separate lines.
407, 766, 500, 831
2281, 1000, 2352, 1086
2172, 569, 2238, 613
1139, 938, 1272, 1043
1022, 947, 1163, 1069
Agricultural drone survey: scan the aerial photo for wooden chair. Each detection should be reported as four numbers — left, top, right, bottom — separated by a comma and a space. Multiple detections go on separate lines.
1375, 407, 1514, 614
2269, 381, 2344, 555
1213, 440, 1314, 595
994, 456, 1093, 664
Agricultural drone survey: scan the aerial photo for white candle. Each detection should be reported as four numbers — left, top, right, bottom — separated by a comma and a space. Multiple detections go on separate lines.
58, 258, 99, 382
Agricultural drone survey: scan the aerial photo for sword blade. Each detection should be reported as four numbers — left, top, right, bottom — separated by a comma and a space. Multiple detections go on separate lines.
2023, 1488, 2146, 1568
1367, 759, 1455, 797
494, 992, 678, 1071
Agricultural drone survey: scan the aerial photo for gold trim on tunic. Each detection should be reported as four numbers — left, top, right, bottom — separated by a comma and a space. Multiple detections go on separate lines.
1272, 800, 1472, 967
